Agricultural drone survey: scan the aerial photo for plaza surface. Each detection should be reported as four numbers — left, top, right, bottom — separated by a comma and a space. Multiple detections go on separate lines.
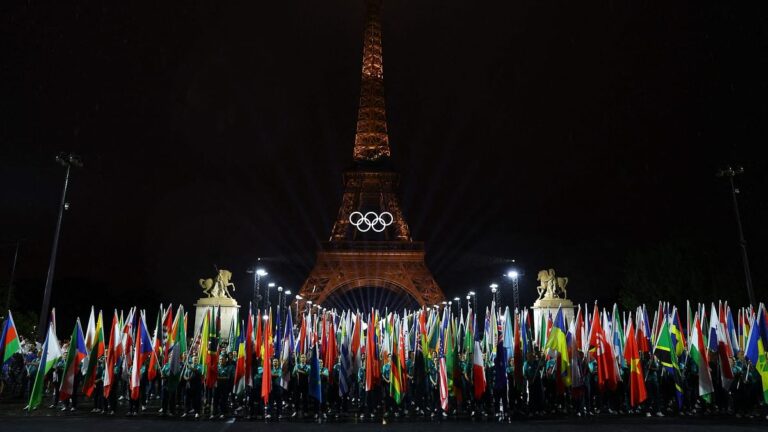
1, 410, 766, 432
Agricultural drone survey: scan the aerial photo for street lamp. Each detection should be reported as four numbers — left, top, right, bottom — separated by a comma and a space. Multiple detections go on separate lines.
468, 291, 476, 312
266, 282, 275, 311
505, 270, 520, 312
246, 266, 268, 307
490, 283, 499, 305
717, 166, 755, 307
38, 152, 82, 342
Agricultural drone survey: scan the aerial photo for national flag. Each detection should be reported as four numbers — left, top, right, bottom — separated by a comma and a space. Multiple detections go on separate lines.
27, 319, 62, 410
309, 342, 322, 403
623, 320, 646, 406
690, 314, 714, 403
59, 319, 87, 401
589, 304, 617, 391
0, 310, 21, 364
103, 310, 121, 398
544, 306, 570, 391
82, 310, 105, 397
472, 341, 486, 398
745, 308, 768, 403
130, 313, 154, 400
233, 333, 247, 395
654, 317, 683, 408
260, 309, 273, 403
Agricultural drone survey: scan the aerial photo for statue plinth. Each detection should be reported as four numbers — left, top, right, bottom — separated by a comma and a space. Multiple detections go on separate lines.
193, 297, 240, 341
532, 297, 575, 348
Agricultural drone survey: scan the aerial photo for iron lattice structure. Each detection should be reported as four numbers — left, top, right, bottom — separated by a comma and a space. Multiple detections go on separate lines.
298, 0, 444, 309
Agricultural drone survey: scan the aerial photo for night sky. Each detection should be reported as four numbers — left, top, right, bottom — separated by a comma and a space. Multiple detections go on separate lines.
2, 1, 766, 331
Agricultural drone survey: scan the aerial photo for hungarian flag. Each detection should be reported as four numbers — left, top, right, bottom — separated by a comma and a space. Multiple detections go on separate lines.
0, 310, 21, 364
27, 319, 62, 410
690, 315, 714, 403
59, 319, 87, 401
103, 310, 121, 398
623, 320, 646, 407
130, 314, 154, 400
82, 310, 105, 397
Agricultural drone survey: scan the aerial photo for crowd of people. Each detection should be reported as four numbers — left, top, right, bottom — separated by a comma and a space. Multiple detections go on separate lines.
1, 300, 767, 422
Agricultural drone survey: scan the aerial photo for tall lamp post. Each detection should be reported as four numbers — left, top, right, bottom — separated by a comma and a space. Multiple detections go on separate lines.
717, 166, 755, 307
266, 282, 275, 312
505, 270, 520, 312
246, 267, 268, 308
490, 283, 499, 305
38, 152, 82, 341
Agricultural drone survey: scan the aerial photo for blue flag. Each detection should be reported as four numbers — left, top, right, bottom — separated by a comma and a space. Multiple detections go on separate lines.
309, 344, 322, 403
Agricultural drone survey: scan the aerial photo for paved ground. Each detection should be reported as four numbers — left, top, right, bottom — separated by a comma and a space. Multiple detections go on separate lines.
1, 413, 767, 432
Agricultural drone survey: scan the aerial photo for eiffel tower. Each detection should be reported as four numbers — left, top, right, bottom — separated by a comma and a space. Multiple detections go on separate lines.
298, 0, 445, 311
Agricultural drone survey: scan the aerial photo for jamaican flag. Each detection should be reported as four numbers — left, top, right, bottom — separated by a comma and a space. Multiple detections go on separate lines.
654, 318, 683, 408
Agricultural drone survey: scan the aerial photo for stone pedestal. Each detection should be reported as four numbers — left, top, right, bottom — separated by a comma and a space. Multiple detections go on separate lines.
194, 297, 240, 341
532, 297, 575, 348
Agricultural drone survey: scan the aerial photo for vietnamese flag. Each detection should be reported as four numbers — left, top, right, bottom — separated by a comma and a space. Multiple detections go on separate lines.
623, 320, 646, 407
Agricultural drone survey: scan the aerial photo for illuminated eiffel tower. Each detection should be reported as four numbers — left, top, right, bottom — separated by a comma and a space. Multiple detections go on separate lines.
298, 0, 445, 312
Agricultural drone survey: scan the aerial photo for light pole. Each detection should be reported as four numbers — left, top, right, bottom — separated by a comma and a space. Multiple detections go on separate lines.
266, 282, 275, 312
490, 283, 499, 305
453, 297, 461, 318
246, 267, 268, 309
5, 241, 21, 312
717, 166, 755, 307
468, 291, 476, 312
505, 270, 520, 312
38, 152, 82, 342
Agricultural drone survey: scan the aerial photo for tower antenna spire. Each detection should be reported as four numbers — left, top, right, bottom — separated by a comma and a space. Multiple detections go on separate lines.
353, 0, 390, 162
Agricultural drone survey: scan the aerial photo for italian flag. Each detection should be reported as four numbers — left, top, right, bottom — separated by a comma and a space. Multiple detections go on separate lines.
27, 321, 62, 410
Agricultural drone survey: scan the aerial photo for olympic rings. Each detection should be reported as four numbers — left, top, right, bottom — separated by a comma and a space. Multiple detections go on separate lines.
349, 211, 394, 233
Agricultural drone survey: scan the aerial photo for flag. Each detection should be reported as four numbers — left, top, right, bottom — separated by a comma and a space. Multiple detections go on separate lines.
130, 314, 154, 400
0, 310, 21, 364
623, 320, 646, 407
309, 342, 322, 403
588, 305, 617, 391
233, 334, 247, 395
690, 315, 714, 403
260, 310, 273, 403
391, 320, 406, 404
59, 319, 87, 401
280, 308, 294, 390
82, 310, 105, 397
745, 309, 768, 403
103, 310, 121, 398
544, 306, 570, 389
654, 318, 683, 408
473, 341, 486, 398
27, 320, 62, 410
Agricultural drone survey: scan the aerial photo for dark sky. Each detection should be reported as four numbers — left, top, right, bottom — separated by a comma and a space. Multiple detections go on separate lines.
1, 0, 766, 328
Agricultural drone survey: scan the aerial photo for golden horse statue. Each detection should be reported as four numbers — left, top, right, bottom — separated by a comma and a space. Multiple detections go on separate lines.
536, 268, 568, 300
199, 269, 236, 299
